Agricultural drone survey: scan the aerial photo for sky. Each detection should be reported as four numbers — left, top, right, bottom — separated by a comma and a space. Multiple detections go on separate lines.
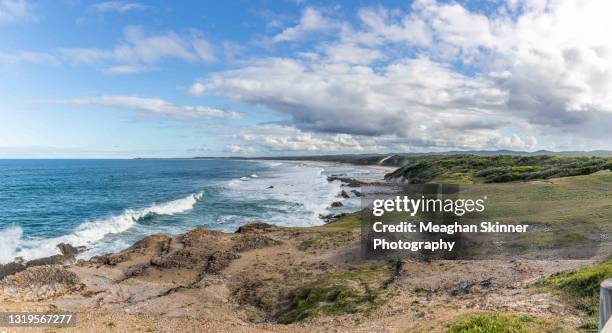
1, 0, 611, 158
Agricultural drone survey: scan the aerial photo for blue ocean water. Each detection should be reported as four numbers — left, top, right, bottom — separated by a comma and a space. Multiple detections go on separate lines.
0, 159, 383, 263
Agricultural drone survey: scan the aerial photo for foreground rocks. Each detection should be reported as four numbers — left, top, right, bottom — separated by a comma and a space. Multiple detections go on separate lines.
0, 242, 82, 280
0, 265, 82, 301
0, 219, 596, 332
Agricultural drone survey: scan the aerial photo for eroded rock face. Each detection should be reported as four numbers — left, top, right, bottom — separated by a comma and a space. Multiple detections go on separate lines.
0, 262, 26, 280
91, 234, 172, 265
0, 243, 83, 280
0, 265, 82, 301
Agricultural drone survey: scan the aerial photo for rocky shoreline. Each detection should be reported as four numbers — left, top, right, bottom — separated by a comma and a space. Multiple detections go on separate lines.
0, 215, 591, 332
0, 173, 370, 275
0, 172, 599, 332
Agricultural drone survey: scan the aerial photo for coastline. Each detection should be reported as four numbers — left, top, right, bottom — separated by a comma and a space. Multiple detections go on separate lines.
0, 211, 592, 332
0, 159, 388, 266
0, 164, 605, 331
0, 162, 390, 278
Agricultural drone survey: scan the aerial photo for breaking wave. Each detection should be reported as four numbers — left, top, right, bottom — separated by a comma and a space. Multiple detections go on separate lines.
0, 191, 204, 264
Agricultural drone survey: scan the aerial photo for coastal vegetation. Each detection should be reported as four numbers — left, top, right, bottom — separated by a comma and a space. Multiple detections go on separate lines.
540, 260, 612, 330
276, 264, 395, 323
446, 312, 574, 333
383, 155, 612, 184
0, 158, 609, 331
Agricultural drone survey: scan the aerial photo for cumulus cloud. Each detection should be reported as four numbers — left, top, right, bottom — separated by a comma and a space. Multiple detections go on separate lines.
228, 124, 537, 154
191, 0, 612, 151
0, 0, 31, 23
43, 95, 242, 120
59, 26, 216, 73
193, 56, 507, 138
90, 1, 148, 13
223, 145, 256, 154
272, 7, 339, 42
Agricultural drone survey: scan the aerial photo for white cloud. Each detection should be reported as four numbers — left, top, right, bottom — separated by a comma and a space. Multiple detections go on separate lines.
193, 56, 507, 139
43, 95, 242, 120
323, 42, 384, 65
59, 26, 216, 73
103, 64, 145, 74
230, 124, 537, 154
237, 125, 382, 153
0, 51, 58, 65
90, 1, 148, 13
223, 145, 256, 154
272, 7, 339, 42
0, 0, 31, 23
353, 6, 432, 46
190, 0, 612, 151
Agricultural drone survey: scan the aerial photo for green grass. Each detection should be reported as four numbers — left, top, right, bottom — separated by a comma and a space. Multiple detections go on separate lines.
506, 233, 589, 252
446, 312, 573, 333
322, 211, 363, 230
385, 155, 612, 184
276, 264, 394, 324
540, 260, 612, 317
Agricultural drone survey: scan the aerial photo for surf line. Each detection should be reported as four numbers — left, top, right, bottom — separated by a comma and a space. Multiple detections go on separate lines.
372, 238, 455, 252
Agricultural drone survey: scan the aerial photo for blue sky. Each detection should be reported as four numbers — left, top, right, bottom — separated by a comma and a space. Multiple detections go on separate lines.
1, 0, 611, 157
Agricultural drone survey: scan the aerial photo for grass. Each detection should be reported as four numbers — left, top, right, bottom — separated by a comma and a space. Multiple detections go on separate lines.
321, 211, 363, 230
540, 260, 612, 317
385, 155, 612, 184
446, 312, 574, 333
506, 233, 589, 252
276, 264, 395, 324
291, 212, 363, 250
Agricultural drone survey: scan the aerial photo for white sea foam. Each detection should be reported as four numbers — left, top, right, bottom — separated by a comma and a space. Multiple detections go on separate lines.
0, 225, 23, 264
222, 162, 343, 227
0, 191, 204, 264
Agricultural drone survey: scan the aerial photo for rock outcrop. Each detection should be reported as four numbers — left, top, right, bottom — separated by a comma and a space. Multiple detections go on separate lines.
0, 265, 82, 301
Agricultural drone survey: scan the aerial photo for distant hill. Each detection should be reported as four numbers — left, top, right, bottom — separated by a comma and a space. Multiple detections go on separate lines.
191, 149, 612, 164
197, 150, 612, 184
383, 155, 612, 184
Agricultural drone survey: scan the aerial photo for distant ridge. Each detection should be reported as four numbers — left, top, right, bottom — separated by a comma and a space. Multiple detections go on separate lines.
182, 149, 612, 160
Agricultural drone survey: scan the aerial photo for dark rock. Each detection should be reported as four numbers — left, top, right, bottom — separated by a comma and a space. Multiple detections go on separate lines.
26, 255, 65, 267
351, 190, 363, 197
319, 213, 347, 223
236, 222, 279, 234
57, 243, 79, 257
267, 185, 274, 189
3, 243, 83, 277
327, 176, 354, 183
0, 262, 26, 280
331, 201, 343, 207
339, 190, 350, 198
345, 180, 363, 187
480, 278, 494, 288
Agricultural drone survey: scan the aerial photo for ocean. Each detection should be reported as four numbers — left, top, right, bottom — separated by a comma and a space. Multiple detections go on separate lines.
0, 159, 383, 264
